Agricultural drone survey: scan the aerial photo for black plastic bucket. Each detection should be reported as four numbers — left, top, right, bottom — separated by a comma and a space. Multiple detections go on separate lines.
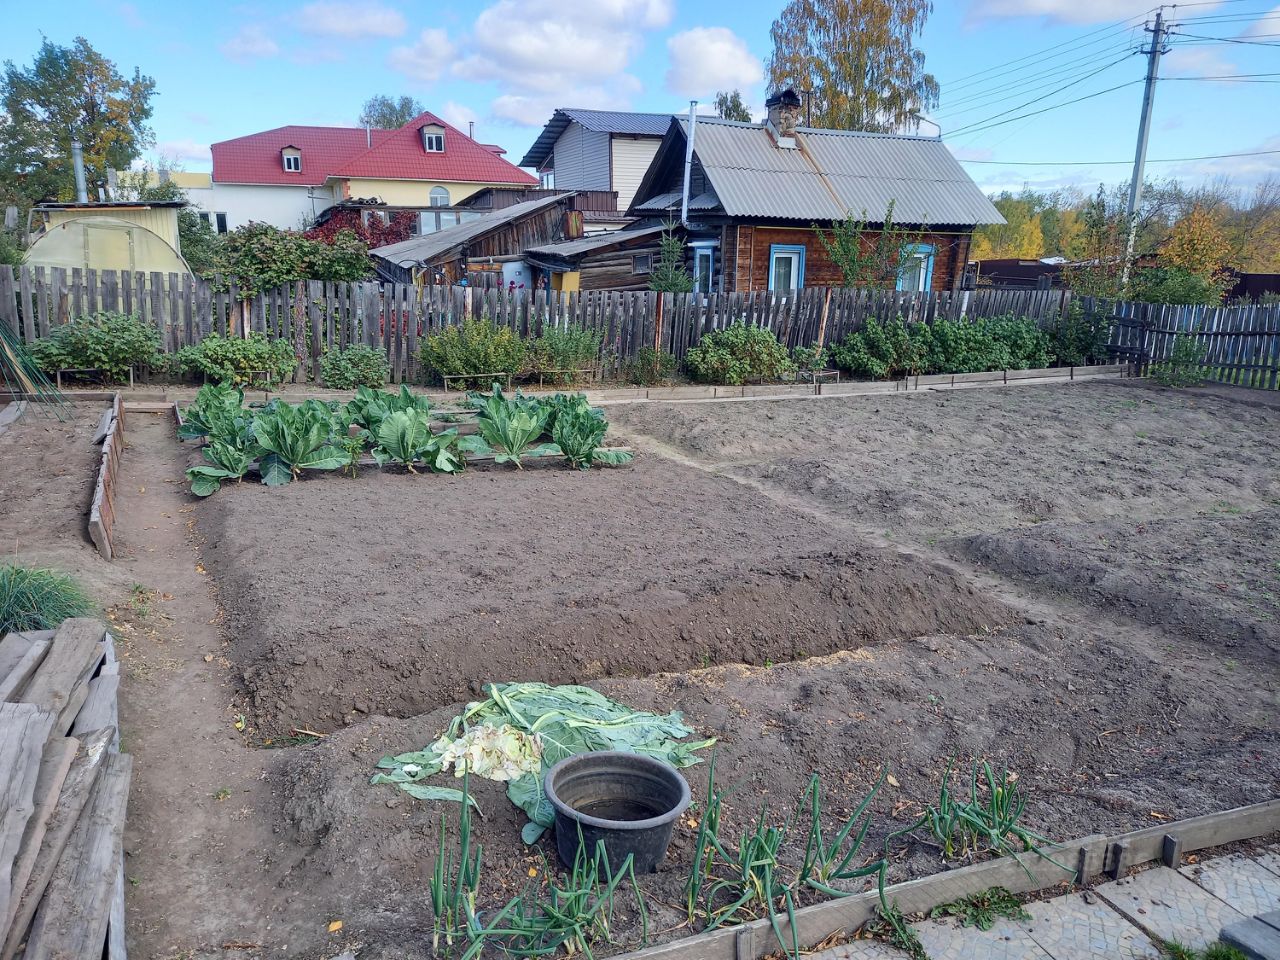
544, 751, 690, 874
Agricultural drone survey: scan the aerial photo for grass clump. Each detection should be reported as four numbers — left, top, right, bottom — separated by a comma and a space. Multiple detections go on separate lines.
0, 565, 93, 634
1164, 941, 1248, 960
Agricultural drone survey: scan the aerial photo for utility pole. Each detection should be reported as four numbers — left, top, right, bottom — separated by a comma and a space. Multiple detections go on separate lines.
1122, 8, 1170, 287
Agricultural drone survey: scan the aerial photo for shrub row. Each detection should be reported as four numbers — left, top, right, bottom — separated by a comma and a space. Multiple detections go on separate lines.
28, 309, 1110, 389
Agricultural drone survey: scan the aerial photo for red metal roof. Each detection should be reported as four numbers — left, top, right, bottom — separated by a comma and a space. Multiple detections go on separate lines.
332, 112, 535, 185
211, 112, 536, 187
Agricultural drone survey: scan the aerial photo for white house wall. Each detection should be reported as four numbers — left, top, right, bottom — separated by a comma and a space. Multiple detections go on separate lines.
208, 183, 334, 230
551, 122, 611, 192
609, 136, 661, 213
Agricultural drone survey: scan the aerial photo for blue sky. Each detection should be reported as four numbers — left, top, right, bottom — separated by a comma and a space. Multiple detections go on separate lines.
4, 0, 1278, 196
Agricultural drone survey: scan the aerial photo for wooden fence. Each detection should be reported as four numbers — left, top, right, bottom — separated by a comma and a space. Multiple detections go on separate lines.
1101, 299, 1280, 390
2, 265, 1276, 389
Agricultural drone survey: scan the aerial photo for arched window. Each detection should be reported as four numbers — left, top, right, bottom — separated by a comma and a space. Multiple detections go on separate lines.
429, 186, 450, 207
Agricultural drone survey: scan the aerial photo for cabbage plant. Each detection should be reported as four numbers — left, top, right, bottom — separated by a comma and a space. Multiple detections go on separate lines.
252, 399, 346, 485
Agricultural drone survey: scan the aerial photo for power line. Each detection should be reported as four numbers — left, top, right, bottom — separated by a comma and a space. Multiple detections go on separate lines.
958, 147, 1280, 165
941, 54, 1139, 130
1170, 30, 1280, 44
936, 45, 1139, 117
946, 79, 1142, 138
941, 14, 1148, 91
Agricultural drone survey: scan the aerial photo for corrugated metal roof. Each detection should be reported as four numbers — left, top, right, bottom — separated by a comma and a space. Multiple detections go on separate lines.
370, 194, 570, 267
525, 224, 665, 258
633, 191, 719, 214
520, 108, 673, 168
665, 117, 1003, 226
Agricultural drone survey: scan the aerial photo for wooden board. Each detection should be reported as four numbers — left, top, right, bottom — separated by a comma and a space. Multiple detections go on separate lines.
0, 633, 36, 689
18, 619, 106, 718
0, 704, 56, 940
0, 728, 113, 960
23, 752, 132, 960
0, 639, 50, 703
71, 673, 120, 741
2, 737, 76, 939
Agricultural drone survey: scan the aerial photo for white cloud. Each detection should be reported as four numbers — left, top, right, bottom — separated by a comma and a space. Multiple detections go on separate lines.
969, 0, 1214, 24
1160, 45, 1235, 79
297, 1, 406, 39
387, 28, 453, 84
664, 27, 762, 97
220, 24, 280, 60
440, 100, 480, 131
450, 0, 673, 125
1241, 5, 1280, 37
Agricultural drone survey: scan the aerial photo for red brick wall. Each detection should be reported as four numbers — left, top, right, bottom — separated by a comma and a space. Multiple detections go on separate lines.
729, 225, 973, 292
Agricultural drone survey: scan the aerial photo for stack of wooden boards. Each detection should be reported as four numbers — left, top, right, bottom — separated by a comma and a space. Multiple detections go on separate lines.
0, 619, 130, 959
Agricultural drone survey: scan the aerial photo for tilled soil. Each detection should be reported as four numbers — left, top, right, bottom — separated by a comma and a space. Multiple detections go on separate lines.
961, 507, 1280, 664
56, 379, 1278, 960
196, 457, 1009, 733
607, 381, 1280, 542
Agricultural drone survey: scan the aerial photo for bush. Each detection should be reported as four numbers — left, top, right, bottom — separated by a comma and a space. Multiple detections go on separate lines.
0, 565, 92, 634
320, 344, 389, 389
621, 347, 676, 386
1151, 331, 1205, 387
1128, 266, 1224, 306
177, 332, 297, 386
832, 314, 1053, 380
529, 324, 603, 379
830, 317, 924, 379
685, 322, 796, 385
1046, 302, 1110, 366
419, 317, 526, 389
29, 311, 161, 383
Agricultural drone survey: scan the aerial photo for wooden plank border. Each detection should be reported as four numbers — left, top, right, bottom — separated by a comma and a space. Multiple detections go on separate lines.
87, 396, 125, 561
615, 798, 1280, 960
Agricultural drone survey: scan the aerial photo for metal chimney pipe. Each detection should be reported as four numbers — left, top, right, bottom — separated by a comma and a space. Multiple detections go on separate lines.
680, 101, 697, 228
71, 139, 89, 203
468, 121, 475, 140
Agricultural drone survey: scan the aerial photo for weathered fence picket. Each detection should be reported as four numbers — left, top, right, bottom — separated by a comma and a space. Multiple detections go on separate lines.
3, 265, 1278, 389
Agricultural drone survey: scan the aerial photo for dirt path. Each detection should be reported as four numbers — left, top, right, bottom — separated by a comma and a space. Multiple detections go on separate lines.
111, 414, 315, 959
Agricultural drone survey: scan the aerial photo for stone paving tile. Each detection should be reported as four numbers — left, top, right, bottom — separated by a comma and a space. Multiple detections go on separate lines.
1254, 844, 1280, 880
909, 916, 1052, 960
807, 940, 907, 959
1095, 866, 1247, 950
1019, 891, 1162, 960
1180, 853, 1280, 917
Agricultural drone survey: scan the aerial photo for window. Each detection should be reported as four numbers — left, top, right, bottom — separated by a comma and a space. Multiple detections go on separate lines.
422, 126, 445, 152
282, 153, 301, 172
631, 253, 652, 275
215, 212, 228, 234
896, 243, 935, 292
429, 186, 450, 207
197, 211, 212, 227
690, 241, 717, 294
768, 244, 806, 291
540, 169, 554, 189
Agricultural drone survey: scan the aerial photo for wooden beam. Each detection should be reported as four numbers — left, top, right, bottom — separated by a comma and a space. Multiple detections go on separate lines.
22, 752, 132, 960
0, 704, 56, 942
18, 620, 105, 720
2, 737, 76, 940
0, 727, 113, 960
0, 638, 51, 703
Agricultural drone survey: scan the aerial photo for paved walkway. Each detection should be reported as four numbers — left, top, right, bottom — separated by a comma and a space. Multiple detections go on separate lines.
817, 844, 1280, 960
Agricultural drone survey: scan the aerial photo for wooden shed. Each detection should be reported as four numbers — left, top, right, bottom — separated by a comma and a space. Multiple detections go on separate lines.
524, 224, 666, 291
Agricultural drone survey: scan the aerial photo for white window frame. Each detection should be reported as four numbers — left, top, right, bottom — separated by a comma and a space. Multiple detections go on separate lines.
429, 186, 450, 207
690, 240, 718, 294
282, 153, 301, 173
423, 132, 445, 153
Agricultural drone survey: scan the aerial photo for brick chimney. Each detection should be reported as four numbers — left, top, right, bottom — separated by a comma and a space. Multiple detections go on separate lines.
765, 88, 802, 148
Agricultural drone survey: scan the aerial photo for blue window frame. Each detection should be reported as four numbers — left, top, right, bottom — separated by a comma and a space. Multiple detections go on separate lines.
896, 243, 935, 292
690, 241, 717, 294
768, 244, 806, 291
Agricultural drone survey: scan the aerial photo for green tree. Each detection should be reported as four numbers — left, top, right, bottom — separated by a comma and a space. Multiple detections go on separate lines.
714, 90, 753, 122
358, 95, 424, 129
768, 0, 938, 132
649, 223, 693, 293
815, 200, 917, 287
0, 37, 155, 209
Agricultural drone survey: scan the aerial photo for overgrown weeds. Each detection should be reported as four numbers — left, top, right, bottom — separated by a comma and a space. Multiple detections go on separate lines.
929, 886, 1029, 930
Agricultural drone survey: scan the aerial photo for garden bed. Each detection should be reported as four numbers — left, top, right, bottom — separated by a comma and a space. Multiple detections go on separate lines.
141, 378, 1280, 959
